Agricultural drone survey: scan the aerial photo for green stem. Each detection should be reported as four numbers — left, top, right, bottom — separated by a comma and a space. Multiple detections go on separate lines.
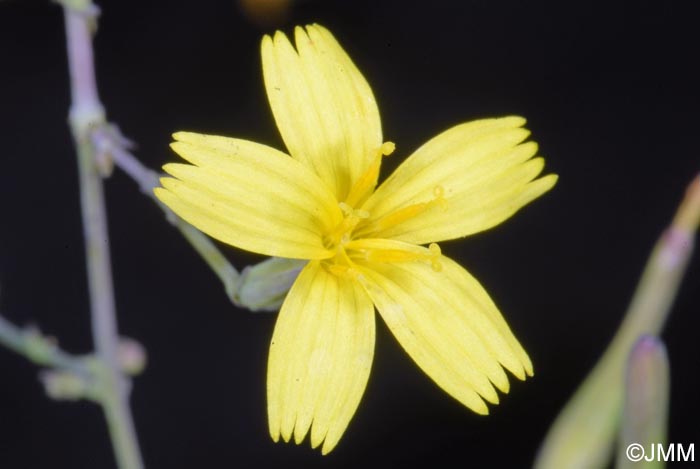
0, 315, 88, 377
94, 128, 242, 303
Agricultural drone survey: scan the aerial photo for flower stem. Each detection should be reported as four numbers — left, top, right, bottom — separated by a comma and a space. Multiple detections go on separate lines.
0, 315, 88, 377
102, 140, 242, 301
64, 5, 143, 469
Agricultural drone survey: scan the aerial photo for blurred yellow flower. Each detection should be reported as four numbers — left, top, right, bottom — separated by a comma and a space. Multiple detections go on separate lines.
155, 24, 557, 454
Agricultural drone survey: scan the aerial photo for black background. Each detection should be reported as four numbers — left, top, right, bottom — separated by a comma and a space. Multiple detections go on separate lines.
1, 0, 698, 468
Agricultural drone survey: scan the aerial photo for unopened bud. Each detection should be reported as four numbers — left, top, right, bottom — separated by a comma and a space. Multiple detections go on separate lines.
234, 257, 305, 312
40, 369, 89, 401
616, 335, 670, 469
118, 337, 147, 375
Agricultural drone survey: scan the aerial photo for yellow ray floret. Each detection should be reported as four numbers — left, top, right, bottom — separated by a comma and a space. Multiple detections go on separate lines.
267, 261, 375, 455
155, 23, 556, 454
156, 133, 342, 260
358, 116, 558, 244
262, 24, 383, 202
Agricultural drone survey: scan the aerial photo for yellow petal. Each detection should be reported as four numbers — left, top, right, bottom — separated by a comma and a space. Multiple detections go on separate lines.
354, 242, 532, 414
154, 132, 342, 259
261, 24, 383, 201
267, 261, 375, 455
357, 116, 557, 244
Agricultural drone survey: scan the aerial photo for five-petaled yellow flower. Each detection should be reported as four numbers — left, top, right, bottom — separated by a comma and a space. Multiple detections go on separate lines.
155, 24, 557, 454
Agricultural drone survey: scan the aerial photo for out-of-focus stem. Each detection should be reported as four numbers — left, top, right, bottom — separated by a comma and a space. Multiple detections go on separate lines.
104, 135, 302, 310
64, 5, 143, 469
98, 132, 302, 310
535, 174, 700, 469
176, 218, 242, 300
0, 315, 88, 377
97, 138, 242, 300
616, 336, 670, 469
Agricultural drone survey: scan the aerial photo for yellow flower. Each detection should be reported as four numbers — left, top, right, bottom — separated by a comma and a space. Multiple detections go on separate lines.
155, 24, 557, 454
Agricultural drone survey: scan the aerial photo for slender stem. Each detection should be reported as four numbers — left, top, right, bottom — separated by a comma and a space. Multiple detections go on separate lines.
101, 141, 241, 299
64, 6, 143, 469
100, 135, 300, 311
4, 1, 283, 465
176, 218, 242, 299
0, 315, 88, 377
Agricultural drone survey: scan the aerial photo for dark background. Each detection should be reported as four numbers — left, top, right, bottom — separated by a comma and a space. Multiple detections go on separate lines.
1, 0, 698, 467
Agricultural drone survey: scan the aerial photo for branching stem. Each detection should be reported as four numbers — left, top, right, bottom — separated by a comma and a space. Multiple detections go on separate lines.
64, 5, 143, 468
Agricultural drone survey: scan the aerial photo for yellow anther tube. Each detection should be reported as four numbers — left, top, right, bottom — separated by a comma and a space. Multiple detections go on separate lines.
347, 240, 443, 272
360, 185, 448, 234
344, 142, 395, 208
324, 203, 370, 249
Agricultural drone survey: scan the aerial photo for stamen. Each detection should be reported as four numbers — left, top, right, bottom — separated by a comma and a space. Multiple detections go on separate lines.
338, 202, 369, 220
322, 242, 362, 279
323, 263, 360, 280
380, 141, 396, 156
361, 185, 448, 234
338, 201, 351, 215
432, 185, 448, 210
323, 203, 370, 249
344, 141, 395, 208
353, 241, 443, 272
428, 243, 442, 272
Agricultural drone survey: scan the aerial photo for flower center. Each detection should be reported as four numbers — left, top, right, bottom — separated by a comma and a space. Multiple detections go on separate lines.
321, 142, 447, 278
322, 141, 396, 253
323, 202, 369, 250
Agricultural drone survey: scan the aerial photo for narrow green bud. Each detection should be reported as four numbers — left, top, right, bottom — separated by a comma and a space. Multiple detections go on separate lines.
616, 336, 670, 469
535, 176, 698, 469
